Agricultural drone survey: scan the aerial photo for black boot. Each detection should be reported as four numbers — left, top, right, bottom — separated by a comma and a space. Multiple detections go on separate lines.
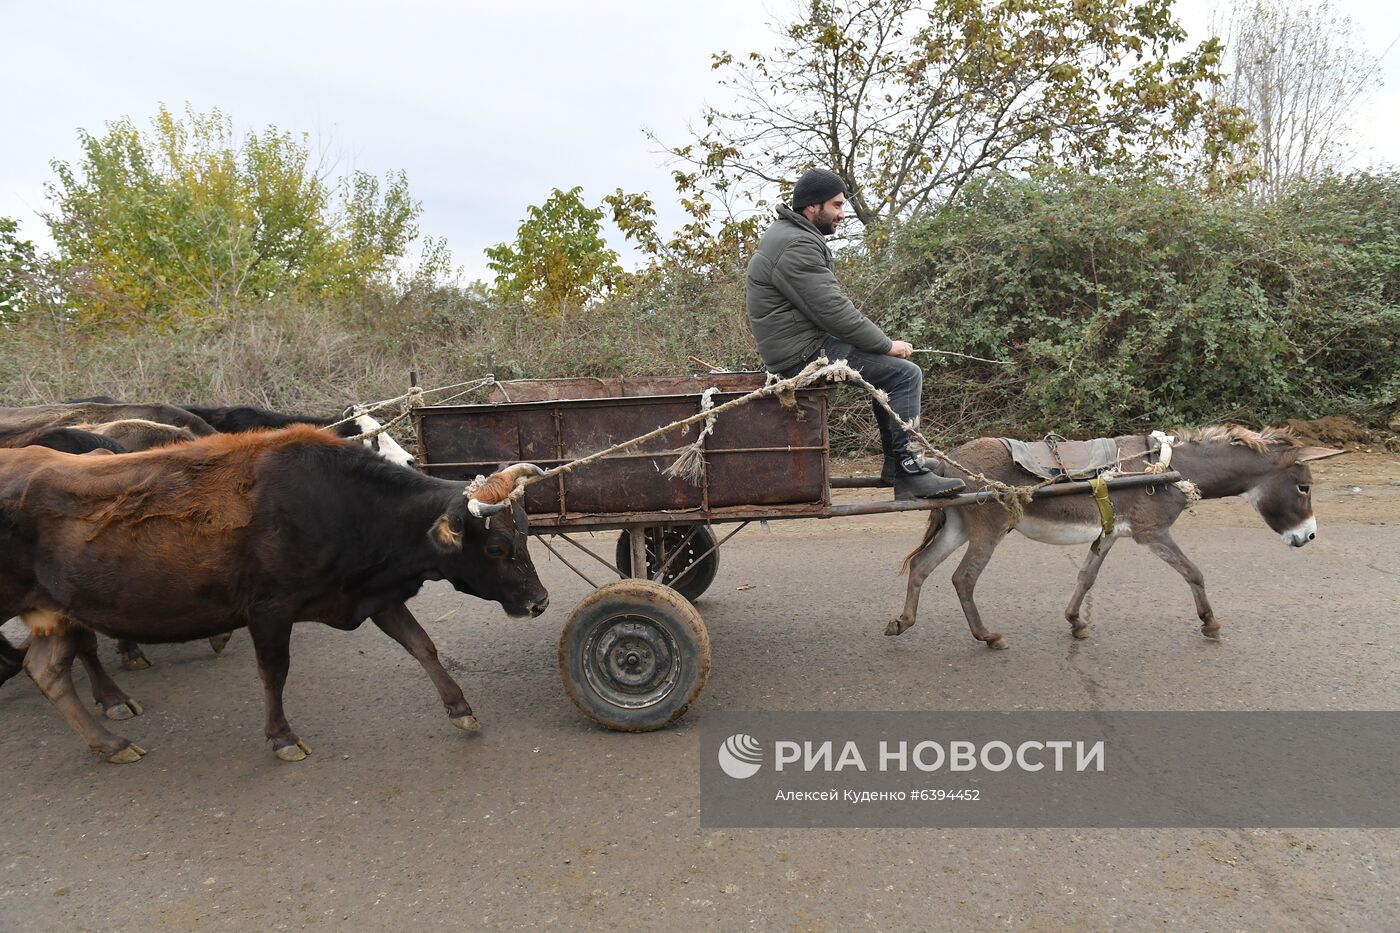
879, 455, 898, 487
880, 451, 940, 484
891, 453, 964, 499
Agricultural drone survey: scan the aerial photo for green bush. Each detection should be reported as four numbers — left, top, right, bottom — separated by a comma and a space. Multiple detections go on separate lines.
852, 172, 1399, 438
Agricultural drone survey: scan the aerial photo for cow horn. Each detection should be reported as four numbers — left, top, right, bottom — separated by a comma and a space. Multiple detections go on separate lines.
467, 498, 510, 518
502, 462, 546, 484
464, 463, 544, 518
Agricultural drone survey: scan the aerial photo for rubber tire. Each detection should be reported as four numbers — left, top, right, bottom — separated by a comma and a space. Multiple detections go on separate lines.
559, 580, 712, 732
615, 525, 720, 602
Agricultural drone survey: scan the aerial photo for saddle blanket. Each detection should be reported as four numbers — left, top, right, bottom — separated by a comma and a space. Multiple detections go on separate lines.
998, 436, 1120, 481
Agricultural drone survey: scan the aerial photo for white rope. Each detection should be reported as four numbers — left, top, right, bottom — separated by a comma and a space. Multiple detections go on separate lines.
331, 376, 498, 442
1144, 430, 1176, 474
663, 386, 720, 483
513, 357, 1042, 520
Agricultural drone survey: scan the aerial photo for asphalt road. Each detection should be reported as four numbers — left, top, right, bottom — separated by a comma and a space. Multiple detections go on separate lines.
2, 458, 1398, 931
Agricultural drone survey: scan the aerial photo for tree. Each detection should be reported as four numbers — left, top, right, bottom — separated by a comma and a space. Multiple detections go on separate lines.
1219, 0, 1386, 201
45, 104, 440, 325
485, 187, 622, 316
604, 170, 764, 281
664, 0, 1254, 231
0, 217, 39, 323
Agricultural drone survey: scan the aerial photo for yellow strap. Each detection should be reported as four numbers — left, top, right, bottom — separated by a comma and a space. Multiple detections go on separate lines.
1088, 477, 1115, 555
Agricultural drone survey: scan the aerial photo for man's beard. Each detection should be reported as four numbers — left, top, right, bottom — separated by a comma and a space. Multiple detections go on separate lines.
814, 215, 838, 235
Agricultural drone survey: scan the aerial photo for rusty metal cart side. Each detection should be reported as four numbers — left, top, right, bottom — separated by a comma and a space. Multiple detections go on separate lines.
411, 374, 1177, 733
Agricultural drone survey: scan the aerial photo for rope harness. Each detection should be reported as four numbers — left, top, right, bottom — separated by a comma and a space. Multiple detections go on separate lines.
326, 376, 499, 442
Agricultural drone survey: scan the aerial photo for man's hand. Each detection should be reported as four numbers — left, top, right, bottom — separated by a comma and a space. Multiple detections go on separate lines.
887, 340, 914, 359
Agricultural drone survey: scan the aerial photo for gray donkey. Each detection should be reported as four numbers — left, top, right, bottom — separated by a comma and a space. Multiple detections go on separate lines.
888, 426, 1343, 647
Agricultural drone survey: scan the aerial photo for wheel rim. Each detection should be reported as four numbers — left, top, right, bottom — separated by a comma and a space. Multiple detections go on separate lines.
582, 613, 683, 709
621, 527, 715, 589
653, 529, 700, 585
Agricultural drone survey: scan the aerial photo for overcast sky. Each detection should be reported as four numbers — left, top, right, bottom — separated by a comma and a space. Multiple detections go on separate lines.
2, 0, 1397, 281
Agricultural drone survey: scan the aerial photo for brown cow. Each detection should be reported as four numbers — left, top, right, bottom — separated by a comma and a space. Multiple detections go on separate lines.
0, 426, 548, 763
0, 420, 205, 680
77, 420, 206, 669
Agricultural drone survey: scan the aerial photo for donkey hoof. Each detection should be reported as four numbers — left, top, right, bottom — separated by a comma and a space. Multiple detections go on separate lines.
120, 653, 152, 671
107, 743, 147, 764
884, 618, 913, 636
1071, 626, 1090, 640
273, 740, 312, 762
1201, 624, 1221, 640
103, 698, 143, 721
208, 632, 234, 654
984, 635, 1009, 650
451, 714, 482, 733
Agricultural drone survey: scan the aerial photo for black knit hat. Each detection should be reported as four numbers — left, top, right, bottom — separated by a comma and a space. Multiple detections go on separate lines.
791, 168, 849, 211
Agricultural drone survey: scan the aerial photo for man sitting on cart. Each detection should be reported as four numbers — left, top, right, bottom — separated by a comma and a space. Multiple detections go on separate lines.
745, 168, 965, 500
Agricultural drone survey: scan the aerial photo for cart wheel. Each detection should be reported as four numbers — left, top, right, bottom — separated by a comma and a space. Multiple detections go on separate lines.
559, 580, 712, 732
615, 525, 719, 602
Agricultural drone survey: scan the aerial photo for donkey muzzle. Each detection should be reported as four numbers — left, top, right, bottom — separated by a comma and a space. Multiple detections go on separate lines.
1281, 517, 1318, 548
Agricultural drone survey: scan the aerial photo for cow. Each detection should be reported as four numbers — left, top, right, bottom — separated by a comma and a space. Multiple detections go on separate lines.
0, 426, 548, 763
0, 402, 217, 436
0, 400, 416, 673
0, 426, 143, 718
1, 400, 415, 669
83, 418, 199, 451
59, 398, 416, 466
0, 419, 206, 674
179, 403, 417, 467
0, 424, 129, 455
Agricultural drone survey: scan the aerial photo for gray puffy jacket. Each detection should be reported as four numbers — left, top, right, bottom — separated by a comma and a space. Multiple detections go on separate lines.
745, 206, 891, 373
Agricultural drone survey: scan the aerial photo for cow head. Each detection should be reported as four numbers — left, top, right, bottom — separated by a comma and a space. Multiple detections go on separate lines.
430, 463, 548, 618
343, 406, 417, 468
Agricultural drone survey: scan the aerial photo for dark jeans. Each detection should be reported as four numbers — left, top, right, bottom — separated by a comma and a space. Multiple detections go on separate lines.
783, 336, 923, 456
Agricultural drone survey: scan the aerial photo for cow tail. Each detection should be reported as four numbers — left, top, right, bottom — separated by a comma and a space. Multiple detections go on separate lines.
900, 509, 947, 576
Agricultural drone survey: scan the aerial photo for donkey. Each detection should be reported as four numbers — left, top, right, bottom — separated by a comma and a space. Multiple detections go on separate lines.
887, 426, 1343, 648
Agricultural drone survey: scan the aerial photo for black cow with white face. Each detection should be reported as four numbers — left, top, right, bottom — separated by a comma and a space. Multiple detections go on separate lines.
180, 404, 417, 466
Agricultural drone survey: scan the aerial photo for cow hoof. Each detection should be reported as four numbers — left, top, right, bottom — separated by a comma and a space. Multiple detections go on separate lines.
107, 743, 147, 764
120, 653, 152, 671
451, 714, 482, 733
209, 633, 233, 654
985, 636, 1009, 650
103, 698, 143, 721
274, 740, 312, 762
884, 618, 913, 636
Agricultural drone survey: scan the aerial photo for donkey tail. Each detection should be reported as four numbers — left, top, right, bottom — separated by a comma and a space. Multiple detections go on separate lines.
900, 509, 947, 576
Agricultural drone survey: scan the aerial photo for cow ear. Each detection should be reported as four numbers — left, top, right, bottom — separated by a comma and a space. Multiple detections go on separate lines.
429, 513, 463, 552
1294, 446, 1346, 462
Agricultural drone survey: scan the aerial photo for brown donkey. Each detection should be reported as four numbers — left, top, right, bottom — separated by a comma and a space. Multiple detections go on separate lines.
888, 426, 1343, 648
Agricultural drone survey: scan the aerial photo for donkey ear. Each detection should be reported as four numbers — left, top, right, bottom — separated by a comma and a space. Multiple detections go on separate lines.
1294, 446, 1346, 462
